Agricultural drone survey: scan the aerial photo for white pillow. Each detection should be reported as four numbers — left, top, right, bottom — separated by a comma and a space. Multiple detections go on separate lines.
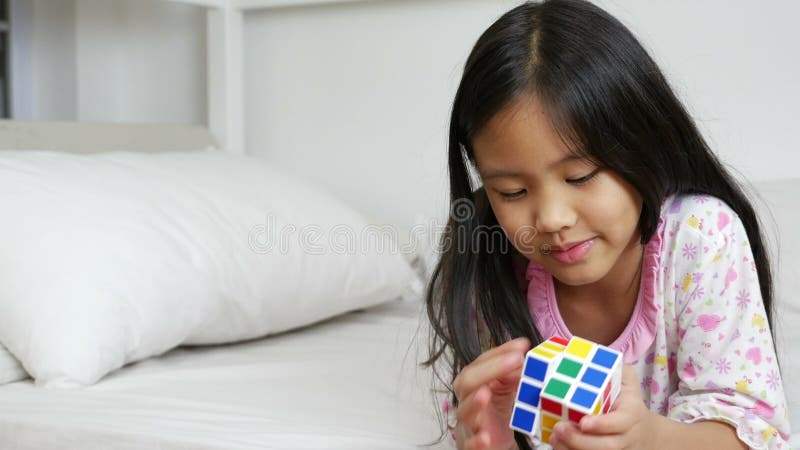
0, 149, 418, 387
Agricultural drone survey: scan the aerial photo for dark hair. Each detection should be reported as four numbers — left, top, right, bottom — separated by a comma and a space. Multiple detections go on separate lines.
423, 1, 774, 448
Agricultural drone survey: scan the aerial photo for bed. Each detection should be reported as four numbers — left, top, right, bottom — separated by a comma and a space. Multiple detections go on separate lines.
0, 120, 449, 449
0, 301, 440, 449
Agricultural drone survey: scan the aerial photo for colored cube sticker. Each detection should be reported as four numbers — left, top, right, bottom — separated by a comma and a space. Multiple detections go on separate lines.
509, 335, 623, 444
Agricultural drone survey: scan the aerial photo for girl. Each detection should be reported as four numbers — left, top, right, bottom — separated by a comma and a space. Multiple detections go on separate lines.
424, 1, 791, 449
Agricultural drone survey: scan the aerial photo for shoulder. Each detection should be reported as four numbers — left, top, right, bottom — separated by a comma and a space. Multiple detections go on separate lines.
659, 193, 745, 254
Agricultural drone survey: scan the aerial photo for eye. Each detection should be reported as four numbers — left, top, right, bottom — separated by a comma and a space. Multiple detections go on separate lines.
499, 189, 526, 201
567, 169, 599, 185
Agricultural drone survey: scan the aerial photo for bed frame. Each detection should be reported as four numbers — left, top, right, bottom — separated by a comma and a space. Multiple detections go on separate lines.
0, 120, 215, 153
146, 0, 386, 155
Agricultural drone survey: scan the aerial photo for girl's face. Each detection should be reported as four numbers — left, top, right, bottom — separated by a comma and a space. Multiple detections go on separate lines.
471, 97, 643, 288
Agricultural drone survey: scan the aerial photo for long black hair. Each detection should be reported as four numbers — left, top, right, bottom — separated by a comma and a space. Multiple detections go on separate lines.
423, 1, 774, 448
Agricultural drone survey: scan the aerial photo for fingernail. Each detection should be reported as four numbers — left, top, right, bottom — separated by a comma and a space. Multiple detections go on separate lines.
549, 429, 559, 446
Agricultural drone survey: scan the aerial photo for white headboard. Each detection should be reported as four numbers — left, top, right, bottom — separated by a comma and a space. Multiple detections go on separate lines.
158, 0, 384, 155
0, 120, 216, 153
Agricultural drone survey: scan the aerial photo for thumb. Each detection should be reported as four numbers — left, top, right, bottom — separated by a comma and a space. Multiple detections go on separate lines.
489, 352, 527, 389
621, 364, 639, 388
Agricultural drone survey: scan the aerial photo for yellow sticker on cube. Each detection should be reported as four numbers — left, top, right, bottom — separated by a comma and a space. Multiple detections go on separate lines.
565, 336, 593, 358
542, 413, 560, 429
532, 347, 555, 359
541, 341, 565, 353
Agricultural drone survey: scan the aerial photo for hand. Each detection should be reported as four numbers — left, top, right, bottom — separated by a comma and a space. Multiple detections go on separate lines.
453, 337, 530, 450
549, 365, 660, 450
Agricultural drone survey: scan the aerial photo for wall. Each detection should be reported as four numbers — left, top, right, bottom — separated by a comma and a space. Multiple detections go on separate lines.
244, 0, 520, 228
74, 0, 206, 124
28, 0, 77, 120
20, 0, 205, 124
17, 0, 800, 228
244, 0, 800, 228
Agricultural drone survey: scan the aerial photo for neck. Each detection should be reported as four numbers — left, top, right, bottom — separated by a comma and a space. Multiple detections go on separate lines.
556, 238, 645, 311
553, 239, 645, 345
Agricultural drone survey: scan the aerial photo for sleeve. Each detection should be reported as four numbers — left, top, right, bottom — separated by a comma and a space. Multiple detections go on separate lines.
668, 204, 791, 449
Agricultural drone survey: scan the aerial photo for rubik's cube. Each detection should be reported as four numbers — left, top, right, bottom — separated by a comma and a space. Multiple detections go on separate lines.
509, 336, 622, 444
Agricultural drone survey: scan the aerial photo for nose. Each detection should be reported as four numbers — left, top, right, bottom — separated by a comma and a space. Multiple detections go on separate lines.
533, 194, 577, 234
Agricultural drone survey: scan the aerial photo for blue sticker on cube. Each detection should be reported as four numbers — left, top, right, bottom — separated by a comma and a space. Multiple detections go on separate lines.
591, 348, 618, 369
517, 382, 542, 407
523, 356, 548, 381
511, 407, 537, 432
571, 387, 598, 409
580, 367, 607, 388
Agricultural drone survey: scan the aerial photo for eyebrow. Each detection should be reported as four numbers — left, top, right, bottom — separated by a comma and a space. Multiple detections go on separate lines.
481, 155, 583, 180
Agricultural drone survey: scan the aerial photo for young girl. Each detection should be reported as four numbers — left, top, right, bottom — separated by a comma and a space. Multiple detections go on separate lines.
424, 1, 791, 449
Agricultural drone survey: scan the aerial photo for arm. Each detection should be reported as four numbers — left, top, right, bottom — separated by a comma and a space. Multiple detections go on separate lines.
652, 415, 747, 450
550, 366, 750, 450
666, 203, 790, 449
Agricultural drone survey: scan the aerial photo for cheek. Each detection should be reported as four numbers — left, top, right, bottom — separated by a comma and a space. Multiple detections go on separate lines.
491, 202, 527, 233
492, 207, 540, 254
583, 175, 641, 234
594, 181, 642, 237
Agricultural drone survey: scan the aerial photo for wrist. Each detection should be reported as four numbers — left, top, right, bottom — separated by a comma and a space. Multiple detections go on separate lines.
647, 409, 672, 450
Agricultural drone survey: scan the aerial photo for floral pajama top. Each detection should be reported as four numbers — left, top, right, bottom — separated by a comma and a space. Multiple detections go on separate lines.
516, 194, 791, 449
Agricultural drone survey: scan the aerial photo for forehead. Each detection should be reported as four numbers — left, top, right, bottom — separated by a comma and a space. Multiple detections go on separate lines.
471, 97, 575, 173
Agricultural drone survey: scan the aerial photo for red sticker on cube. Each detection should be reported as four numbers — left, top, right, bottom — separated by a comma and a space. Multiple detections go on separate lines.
541, 397, 562, 416
568, 408, 586, 423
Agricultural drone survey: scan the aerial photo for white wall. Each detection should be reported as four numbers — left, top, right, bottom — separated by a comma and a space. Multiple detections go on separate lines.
23, 0, 206, 124
29, 0, 77, 120
19, 0, 800, 228
244, 0, 521, 228
244, 0, 800, 228
74, 0, 206, 124
594, 0, 800, 192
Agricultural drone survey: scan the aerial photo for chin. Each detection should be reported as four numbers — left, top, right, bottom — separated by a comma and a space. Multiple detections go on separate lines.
549, 262, 607, 287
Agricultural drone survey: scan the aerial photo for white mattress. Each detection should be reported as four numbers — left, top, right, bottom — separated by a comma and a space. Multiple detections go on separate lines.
0, 300, 450, 450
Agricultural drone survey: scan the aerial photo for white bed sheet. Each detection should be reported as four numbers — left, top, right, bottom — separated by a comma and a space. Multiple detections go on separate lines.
0, 300, 449, 450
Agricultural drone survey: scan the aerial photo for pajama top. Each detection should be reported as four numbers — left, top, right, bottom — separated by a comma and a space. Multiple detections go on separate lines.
515, 194, 791, 449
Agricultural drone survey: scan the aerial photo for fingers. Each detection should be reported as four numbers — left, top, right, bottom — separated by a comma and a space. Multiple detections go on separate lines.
579, 409, 632, 435
453, 338, 530, 402
453, 338, 530, 450
552, 422, 623, 450
471, 337, 530, 366
579, 365, 644, 435
456, 386, 491, 433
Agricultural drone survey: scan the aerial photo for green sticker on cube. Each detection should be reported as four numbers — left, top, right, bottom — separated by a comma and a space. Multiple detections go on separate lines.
544, 377, 570, 399
556, 358, 582, 378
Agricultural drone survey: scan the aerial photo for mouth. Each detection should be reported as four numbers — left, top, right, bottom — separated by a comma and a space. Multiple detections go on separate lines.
550, 240, 587, 252
548, 238, 596, 264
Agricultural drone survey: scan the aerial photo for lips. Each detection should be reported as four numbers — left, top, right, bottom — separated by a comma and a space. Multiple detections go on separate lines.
549, 238, 596, 264
550, 241, 585, 252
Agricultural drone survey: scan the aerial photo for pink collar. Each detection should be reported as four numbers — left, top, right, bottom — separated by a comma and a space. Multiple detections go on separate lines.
523, 216, 665, 364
